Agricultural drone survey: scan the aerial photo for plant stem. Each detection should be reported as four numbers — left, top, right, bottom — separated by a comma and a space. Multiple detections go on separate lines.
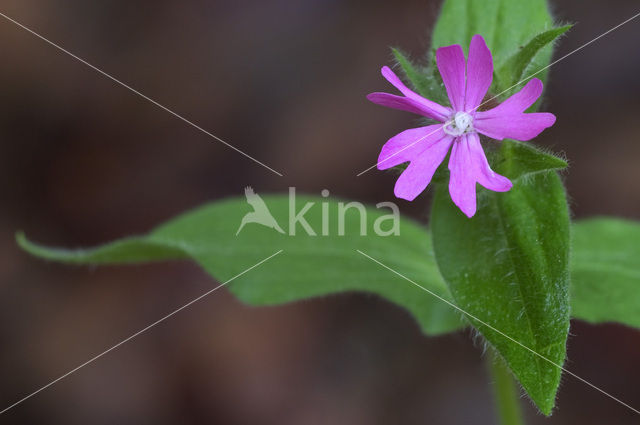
487, 349, 526, 425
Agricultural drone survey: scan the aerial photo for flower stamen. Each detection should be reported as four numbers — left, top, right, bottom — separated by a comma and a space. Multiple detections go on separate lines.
443, 111, 473, 136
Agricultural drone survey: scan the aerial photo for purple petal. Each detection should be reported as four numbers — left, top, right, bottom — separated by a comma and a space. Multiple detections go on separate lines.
467, 133, 512, 192
465, 35, 493, 111
394, 136, 454, 201
448, 137, 478, 217
367, 93, 448, 120
377, 124, 448, 170
476, 78, 544, 117
474, 112, 556, 141
436, 44, 466, 111
448, 134, 513, 217
369, 67, 450, 121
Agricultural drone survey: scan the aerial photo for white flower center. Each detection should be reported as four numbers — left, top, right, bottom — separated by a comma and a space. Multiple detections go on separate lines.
443, 111, 473, 136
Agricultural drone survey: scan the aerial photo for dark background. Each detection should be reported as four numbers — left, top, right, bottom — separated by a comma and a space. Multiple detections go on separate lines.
1, 0, 639, 423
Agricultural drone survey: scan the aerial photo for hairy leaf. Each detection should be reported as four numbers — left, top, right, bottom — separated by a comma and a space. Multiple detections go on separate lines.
431, 172, 570, 415
429, 0, 570, 415
432, 139, 566, 187
487, 140, 567, 181
392, 49, 448, 106
495, 26, 572, 97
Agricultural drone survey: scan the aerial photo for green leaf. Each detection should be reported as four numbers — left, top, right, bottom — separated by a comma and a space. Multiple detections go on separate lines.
392, 49, 448, 106
391, 49, 430, 96
17, 201, 640, 337
430, 171, 571, 415
395, 2, 567, 113
431, 139, 566, 186
432, 0, 559, 103
17, 195, 463, 336
495, 25, 572, 97
432, 0, 554, 67
488, 140, 567, 181
570, 218, 640, 328
430, 0, 571, 415
16, 234, 189, 263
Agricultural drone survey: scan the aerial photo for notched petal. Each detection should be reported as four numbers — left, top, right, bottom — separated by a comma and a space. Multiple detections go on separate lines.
465, 35, 494, 111
436, 44, 466, 112
377, 125, 448, 170
475, 112, 556, 141
393, 136, 453, 200
477, 78, 544, 118
447, 138, 478, 217
374, 66, 451, 121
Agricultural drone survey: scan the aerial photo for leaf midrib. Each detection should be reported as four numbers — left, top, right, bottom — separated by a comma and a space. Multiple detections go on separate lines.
149, 234, 452, 295
492, 193, 546, 399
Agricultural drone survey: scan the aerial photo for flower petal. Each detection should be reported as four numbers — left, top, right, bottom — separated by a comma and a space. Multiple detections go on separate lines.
377, 124, 449, 170
448, 137, 478, 217
467, 133, 512, 192
366, 93, 443, 119
371, 66, 451, 121
476, 78, 544, 117
465, 35, 493, 111
394, 136, 454, 201
436, 44, 466, 111
474, 112, 556, 141
448, 134, 513, 217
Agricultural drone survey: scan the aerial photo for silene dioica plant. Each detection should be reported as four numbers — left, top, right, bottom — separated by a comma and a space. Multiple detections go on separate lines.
14, 0, 640, 423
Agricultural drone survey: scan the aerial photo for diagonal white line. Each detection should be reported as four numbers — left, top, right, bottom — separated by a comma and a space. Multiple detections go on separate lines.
356, 123, 449, 177
357, 249, 640, 416
357, 10, 640, 177
483, 11, 640, 109
0, 11, 284, 177
0, 250, 284, 415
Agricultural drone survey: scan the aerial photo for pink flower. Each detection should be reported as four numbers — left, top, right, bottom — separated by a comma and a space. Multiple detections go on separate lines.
367, 35, 556, 217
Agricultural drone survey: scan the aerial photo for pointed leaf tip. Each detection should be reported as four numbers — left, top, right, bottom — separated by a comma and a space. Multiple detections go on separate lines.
496, 25, 573, 95
15, 196, 465, 336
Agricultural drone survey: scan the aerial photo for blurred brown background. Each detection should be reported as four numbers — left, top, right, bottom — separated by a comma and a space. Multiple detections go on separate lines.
1, 0, 639, 424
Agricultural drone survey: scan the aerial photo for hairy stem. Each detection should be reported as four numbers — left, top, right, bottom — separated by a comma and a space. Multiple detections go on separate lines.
487, 349, 526, 425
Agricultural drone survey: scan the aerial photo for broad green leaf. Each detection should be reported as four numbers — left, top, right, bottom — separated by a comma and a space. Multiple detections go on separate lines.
16, 202, 640, 336
431, 171, 571, 415
430, 0, 570, 415
17, 195, 463, 336
432, 0, 557, 95
571, 218, 640, 328
433, 0, 554, 67
396, 2, 564, 108
495, 26, 572, 96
